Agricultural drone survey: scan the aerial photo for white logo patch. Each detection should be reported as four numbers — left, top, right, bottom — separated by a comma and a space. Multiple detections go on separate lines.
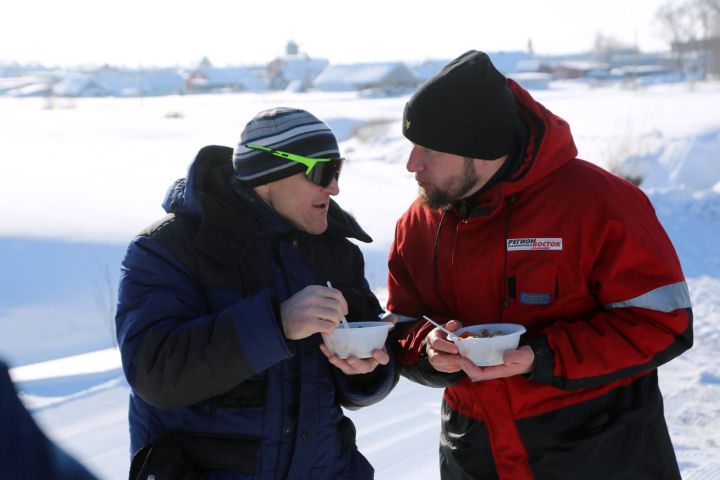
507, 238, 563, 251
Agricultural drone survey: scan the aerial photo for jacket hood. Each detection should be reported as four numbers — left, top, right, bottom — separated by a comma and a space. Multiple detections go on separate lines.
162, 145, 373, 243
502, 80, 578, 195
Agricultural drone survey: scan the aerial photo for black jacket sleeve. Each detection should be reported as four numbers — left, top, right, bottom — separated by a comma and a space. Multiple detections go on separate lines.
116, 236, 292, 409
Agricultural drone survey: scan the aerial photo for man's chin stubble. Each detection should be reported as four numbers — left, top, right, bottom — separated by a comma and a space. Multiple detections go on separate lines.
418, 190, 453, 210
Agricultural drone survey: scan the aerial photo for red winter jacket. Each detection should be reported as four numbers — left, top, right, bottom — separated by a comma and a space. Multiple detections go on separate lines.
388, 81, 691, 480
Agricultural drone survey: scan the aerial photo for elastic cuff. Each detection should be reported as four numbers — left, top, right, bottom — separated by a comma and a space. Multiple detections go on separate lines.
228, 290, 293, 373
344, 364, 387, 390
526, 334, 555, 384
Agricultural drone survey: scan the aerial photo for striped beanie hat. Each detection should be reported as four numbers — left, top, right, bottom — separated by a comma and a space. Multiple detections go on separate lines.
233, 107, 340, 186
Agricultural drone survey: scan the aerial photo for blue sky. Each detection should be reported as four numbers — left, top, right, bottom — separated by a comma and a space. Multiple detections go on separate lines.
3, 0, 671, 67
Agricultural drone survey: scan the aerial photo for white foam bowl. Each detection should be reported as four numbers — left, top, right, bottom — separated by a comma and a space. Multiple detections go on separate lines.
321, 321, 393, 359
453, 323, 527, 366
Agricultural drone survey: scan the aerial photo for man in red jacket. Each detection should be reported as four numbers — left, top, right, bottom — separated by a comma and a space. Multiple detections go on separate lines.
388, 50, 692, 480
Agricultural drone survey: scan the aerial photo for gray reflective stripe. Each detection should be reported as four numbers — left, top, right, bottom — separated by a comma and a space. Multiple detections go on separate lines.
236, 161, 297, 181
604, 281, 691, 313
384, 312, 419, 324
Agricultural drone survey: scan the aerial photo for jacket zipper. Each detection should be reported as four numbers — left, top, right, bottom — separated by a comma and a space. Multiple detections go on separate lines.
432, 209, 452, 314
501, 195, 518, 321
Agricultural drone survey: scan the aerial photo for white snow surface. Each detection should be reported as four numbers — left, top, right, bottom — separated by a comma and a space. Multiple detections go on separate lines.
1, 82, 719, 479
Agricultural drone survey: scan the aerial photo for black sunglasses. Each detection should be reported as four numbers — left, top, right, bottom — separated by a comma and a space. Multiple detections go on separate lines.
245, 144, 344, 188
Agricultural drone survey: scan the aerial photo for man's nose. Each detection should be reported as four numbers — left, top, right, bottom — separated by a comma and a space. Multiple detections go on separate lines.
323, 177, 340, 196
406, 146, 424, 173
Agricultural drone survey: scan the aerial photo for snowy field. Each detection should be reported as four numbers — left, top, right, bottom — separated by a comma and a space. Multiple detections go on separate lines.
1, 82, 719, 479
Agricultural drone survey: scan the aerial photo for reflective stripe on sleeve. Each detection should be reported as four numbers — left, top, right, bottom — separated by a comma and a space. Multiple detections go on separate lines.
604, 281, 692, 313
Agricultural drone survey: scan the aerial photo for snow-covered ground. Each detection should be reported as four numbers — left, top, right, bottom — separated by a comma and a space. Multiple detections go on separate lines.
1, 81, 719, 479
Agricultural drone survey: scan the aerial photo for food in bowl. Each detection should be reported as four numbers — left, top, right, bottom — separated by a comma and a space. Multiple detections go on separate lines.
457, 329, 504, 339
452, 323, 526, 367
321, 321, 393, 359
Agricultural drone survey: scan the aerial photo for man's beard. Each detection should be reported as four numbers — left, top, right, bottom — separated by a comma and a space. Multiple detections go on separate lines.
419, 158, 478, 210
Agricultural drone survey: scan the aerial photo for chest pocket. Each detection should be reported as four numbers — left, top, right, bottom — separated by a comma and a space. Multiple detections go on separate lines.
511, 258, 558, 306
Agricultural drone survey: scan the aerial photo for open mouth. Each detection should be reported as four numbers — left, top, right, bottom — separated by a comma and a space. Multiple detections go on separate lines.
313, 202, 328, 210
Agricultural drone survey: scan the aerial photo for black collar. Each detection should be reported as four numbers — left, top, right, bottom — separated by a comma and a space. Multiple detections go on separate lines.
456, 117, 529, 218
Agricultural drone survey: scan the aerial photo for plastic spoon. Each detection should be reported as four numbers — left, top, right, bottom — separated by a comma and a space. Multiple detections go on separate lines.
327, 281, 350, 329
422, 315, 459, 342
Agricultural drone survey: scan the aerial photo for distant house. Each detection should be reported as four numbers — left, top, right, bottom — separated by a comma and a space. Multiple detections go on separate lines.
515, 58, 542, 73
540, 60, 609, 79
46, 66, 186, 97
486, 51, 534, 75
672, 36, 720, 77
84, 66, 142, 96
6, 82, 54, 97
267, 54, 329, 91
608, 64, 682, 86
0, 75, 54, 97
53, 73, 108, 97
535, 51, 682, 83
0, 65, 58, 97
410, 59, 452, 83
185, 65, 269, 93
0, 63, 24, 78
611, 64, 674, 78
410, 51, 534, 84
312, 62, 418, 93
87, 66, 185, 97
508, 72, 552, 90
131, 68, 186, 96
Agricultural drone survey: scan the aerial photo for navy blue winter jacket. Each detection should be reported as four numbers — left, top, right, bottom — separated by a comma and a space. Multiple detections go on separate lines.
115, 146, 396, 479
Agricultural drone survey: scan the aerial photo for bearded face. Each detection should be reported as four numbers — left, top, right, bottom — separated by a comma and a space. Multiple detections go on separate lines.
419, 157, 478, 209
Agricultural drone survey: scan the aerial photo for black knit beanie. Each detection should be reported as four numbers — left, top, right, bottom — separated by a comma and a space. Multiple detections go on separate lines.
402, 50, 517, 159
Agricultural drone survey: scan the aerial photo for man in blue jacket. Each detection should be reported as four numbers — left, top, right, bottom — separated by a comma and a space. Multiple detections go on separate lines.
116, 107, 397, 479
